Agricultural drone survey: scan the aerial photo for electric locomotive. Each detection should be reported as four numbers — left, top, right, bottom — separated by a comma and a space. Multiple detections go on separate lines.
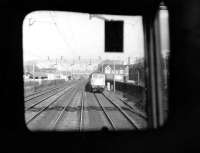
88, 72, 106, 92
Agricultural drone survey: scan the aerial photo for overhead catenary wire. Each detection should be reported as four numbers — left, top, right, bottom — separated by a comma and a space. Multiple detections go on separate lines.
49, 11, 78, 58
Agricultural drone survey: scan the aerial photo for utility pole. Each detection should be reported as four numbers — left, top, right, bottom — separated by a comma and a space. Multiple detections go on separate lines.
128, 56, 130, 65
32, 63, 35, 91
102, 62, 104, 72
113, 60, 116, 93
59, 56, 62, 80
137, 70, 140, 86
89, 58, 91, 65
127, 57, 130, 81
72, 59, 74, 79
32, 63, 35, 81
71, 65, 73, 80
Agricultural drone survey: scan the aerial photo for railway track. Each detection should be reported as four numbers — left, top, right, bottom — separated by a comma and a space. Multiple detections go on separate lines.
103, 91, 147, 119
25, 86, 62, 102
50, 86, 81, 130
25, 81, 76, 102
26, 87, 75, 125
25, 84, 76, 110
79, 90, 85, 131
26, 81, 88, 131
25, 80, 146, 131
94, 93, 116, 130
50, 83, 87, 131
25, 84, 61, 98
95, 93, 139, 130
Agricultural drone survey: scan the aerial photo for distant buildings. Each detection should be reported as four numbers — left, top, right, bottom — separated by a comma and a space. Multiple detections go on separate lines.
97, 58, 145, 86
23, 57, 145, 86
23, 58, 99, 81
97, 60, 128, 82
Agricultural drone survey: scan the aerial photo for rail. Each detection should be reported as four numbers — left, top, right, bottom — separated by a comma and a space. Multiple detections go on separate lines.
26, 87, 75, 125
25, 84, 76, 110
94, 93, 116, 130
50, 87, 80, 130
102, 92, 140, 129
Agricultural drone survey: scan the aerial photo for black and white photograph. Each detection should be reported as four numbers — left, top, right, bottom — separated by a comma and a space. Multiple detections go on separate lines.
2, 0, 200, 152
23, 7, 169, 131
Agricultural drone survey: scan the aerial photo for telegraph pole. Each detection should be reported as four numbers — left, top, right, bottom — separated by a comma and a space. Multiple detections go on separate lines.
102, 62, 104, 72
32, 63, 35, 81
32, 63, 35, 91
113, 60, 116, 93
137, 70, 140, 86
89, 58, 91, 65
127, 57, 130, 81
128, 56, 130, 65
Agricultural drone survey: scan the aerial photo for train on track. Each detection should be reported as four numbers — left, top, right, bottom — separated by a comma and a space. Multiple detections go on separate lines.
88, 72, 106, 93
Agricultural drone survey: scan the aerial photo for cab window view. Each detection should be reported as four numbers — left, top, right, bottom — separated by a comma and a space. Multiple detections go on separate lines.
23, 8, 169, 131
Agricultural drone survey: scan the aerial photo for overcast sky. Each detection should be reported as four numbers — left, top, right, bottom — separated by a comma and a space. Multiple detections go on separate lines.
23, 10, 169, 62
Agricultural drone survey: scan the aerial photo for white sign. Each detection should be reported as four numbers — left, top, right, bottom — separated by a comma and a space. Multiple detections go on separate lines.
105, 65, 111, 74
114, 74, 124, 82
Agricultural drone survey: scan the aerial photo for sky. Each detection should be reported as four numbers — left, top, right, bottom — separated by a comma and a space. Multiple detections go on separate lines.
23, 11, 145, 63
23, 10, 169, 63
